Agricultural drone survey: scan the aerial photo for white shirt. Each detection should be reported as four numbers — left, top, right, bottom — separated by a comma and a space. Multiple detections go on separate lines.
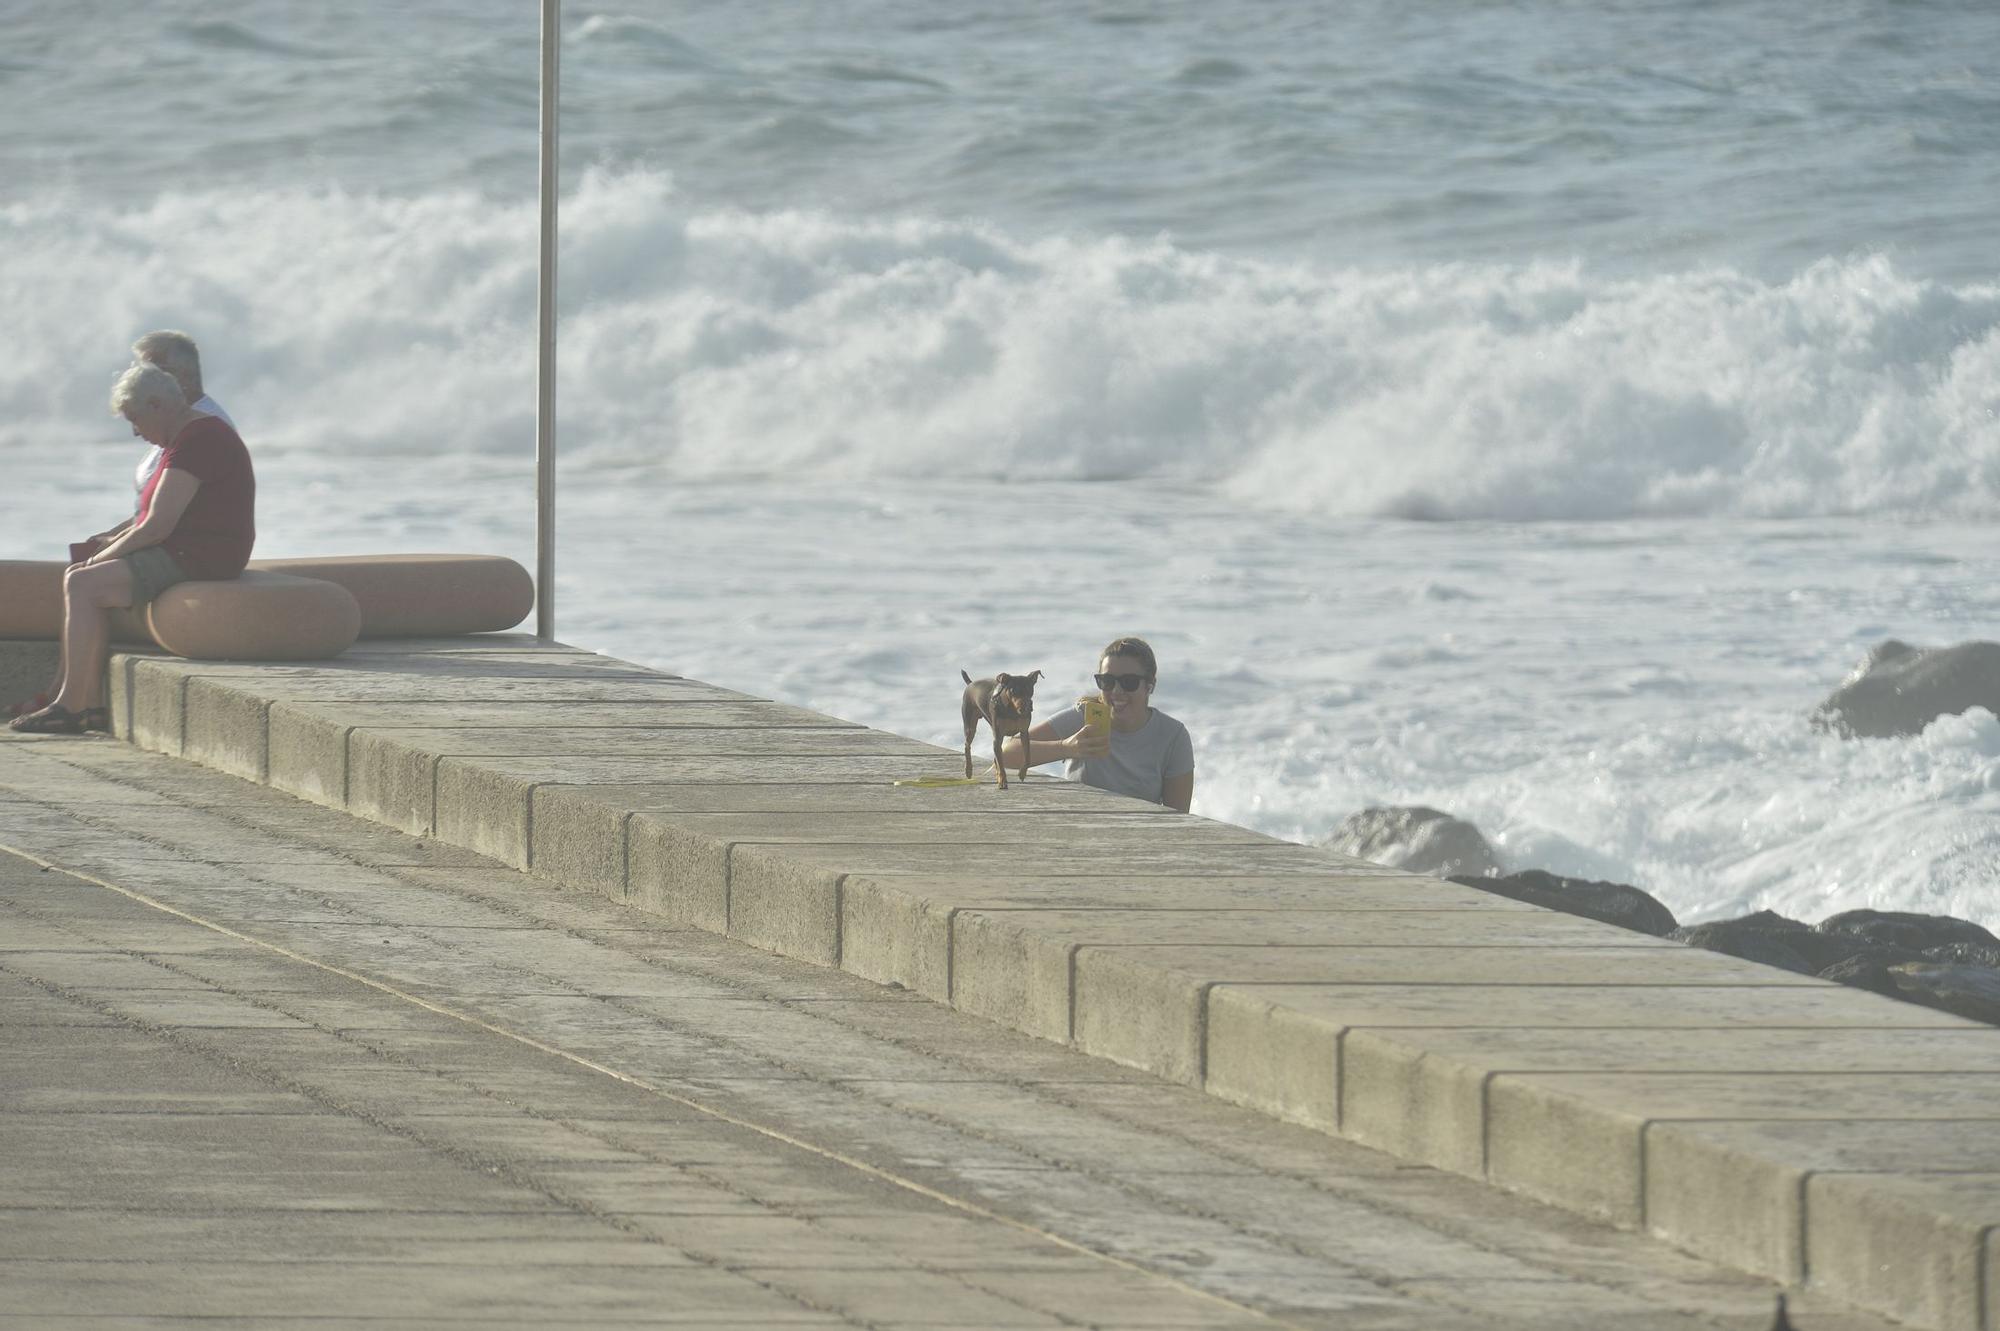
134, 395, 235, 505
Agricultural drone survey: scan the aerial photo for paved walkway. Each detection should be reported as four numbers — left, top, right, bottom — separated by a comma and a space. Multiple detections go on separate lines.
0, 726, 1889, 1329
10, 634, 2000, 1327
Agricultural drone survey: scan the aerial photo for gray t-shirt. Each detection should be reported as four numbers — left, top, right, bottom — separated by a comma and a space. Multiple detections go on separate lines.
1044, 705, 1194, 804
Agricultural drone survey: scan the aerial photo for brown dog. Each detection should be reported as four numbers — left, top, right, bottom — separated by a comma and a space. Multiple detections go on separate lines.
960, 669, 1042, 788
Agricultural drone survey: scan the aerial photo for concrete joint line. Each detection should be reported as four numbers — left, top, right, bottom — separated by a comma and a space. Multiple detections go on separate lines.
1795, 1163, 1816, 1285
175, 676, 189, 754
1066, 943, 1083, 1043
945, 905, 960, 1004
522, 779, 544, 865
427, 753, 442, 836
256, 699, 272, 783
618, 810, 634, 900
722, 840, 738, 931
1979, 1219, 1995, 1331
1334, 1028, 1350, 1132
1479, 1067, 1498, 1176
339, 723, 357, 806
832, 874, 846, 969
1194, 980, 1217, 1085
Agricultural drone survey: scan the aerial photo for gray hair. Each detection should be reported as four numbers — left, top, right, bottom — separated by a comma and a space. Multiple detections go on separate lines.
131, 329, 204, 400
110, 362, 187, 417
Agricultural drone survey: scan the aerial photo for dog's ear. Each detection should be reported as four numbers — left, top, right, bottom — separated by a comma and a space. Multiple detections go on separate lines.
995, 671, 1011, 685
1026, 670, 1042, 684
961, 669, 972, 685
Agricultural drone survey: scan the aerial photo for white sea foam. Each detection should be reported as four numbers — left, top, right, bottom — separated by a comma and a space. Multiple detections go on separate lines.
7, 172, 2000, 525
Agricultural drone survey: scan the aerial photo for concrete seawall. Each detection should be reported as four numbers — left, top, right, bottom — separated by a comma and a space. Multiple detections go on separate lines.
79, 636, 2000, 1330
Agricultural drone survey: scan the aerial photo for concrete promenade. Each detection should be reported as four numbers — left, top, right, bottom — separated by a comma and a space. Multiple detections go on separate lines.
7, 634, 1996, 1326
0, 722, 1902, 1329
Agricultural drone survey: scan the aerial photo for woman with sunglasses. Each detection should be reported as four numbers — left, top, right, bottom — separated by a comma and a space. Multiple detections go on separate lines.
1000, 636, 1194, 812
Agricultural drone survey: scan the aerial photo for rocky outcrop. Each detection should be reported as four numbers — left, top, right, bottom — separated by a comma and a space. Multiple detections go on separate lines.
1671, 907, 2000, 1025
1816, 908, 2000, 953
1814, 640, 2000, 738
1326, 806, 1502, 878
1448, 869, 1677, 937
1887, 964, 2000, 1026
1671, 911, 1821, 975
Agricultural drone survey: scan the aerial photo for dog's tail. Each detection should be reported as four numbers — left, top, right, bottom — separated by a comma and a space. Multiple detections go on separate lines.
961, 670, 972, 684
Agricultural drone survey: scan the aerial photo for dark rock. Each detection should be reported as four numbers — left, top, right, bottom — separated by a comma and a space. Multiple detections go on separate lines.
1817, 908, 2000, 953
1674, 910, 1937, 974
1671, 912, 1818, 975
1924, 942, 2000, 968
1817, 948, 1924, 997
1813, 639, 2000, 738
1888, 964, 2000, 1026
1448, 869, 1677, 937
1327, 806, 1502, 878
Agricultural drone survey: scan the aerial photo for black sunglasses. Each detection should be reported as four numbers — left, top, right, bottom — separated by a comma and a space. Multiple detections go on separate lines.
1093, 672, 1150, 692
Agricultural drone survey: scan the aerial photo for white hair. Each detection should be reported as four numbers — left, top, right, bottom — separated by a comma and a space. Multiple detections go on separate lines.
131, 329, 204, 399
110, 362, 187, 417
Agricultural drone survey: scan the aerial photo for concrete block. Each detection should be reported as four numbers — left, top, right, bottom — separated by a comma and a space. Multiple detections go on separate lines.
254, 698, 866, 730
824, 870, 1526, 912
724, 843, 842, 966
1339, 1030, 1491, 1175
1805, 1172, 2000, 1331
624, 812, 729, 931
948, 910, 1078, 1044
127, 658, 190, 755
266, 703, 349, 809
1346, 1026, 2000, 1185
838, 876, 955, 1001
432, 758, 530, 866
1487, 1071, 2000, 1229
331, 724, 945, 760
528, 785, 630, 897
1209, 981, 1979, 1030
1644, 1119, 2000, 1286
1070, 945, 1207, 1083
1203, 985, 1340, 1131
206, 673, 756, 704
924, 906, 1664, 949
182, 677, 269, 781
349, 730, 442, 838
1053, 941, 1831, 987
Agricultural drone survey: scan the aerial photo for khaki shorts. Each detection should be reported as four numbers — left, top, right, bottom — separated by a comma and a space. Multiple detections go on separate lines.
123, 547, 188, 608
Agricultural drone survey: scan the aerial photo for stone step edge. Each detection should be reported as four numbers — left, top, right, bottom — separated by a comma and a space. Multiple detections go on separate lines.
102, 648, 1997, 1331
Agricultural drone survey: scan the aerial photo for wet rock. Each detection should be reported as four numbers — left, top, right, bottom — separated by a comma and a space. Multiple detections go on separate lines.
1670, 911, 1818, 975
1326, 806, 1502, 878
1817, 953, 1907, 999
1888, 964, 2000, 1026
1674, 909, 1935, 975
1814, 639, 2000, 738
1923, 942, 2000, 968
1448, 869, 1677, 937
1816, 908, 2000, 953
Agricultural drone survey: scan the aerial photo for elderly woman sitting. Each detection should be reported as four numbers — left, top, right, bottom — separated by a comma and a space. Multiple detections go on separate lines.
10, 364, 256, 735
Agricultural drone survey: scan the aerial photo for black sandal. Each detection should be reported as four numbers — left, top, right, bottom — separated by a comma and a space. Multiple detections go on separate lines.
80, 707, 111, 734
8, 704, 89, 735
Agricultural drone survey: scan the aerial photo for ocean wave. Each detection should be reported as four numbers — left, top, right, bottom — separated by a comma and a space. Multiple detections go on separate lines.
5, 170, 1999, 521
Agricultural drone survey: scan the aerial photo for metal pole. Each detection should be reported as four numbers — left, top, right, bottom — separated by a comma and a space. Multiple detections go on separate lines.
535, 0, 560, 640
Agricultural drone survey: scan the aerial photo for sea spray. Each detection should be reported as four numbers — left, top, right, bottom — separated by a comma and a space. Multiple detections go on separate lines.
7, 171, 2000, 521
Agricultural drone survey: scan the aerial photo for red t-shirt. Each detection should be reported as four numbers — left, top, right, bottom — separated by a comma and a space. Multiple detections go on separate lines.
137, 416, 256, 578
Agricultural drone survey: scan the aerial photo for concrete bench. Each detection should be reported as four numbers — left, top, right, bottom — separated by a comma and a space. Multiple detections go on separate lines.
0, 554, 530, 663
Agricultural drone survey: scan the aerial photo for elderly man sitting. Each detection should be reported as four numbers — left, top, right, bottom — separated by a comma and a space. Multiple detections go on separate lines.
10, 364, 257, 734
